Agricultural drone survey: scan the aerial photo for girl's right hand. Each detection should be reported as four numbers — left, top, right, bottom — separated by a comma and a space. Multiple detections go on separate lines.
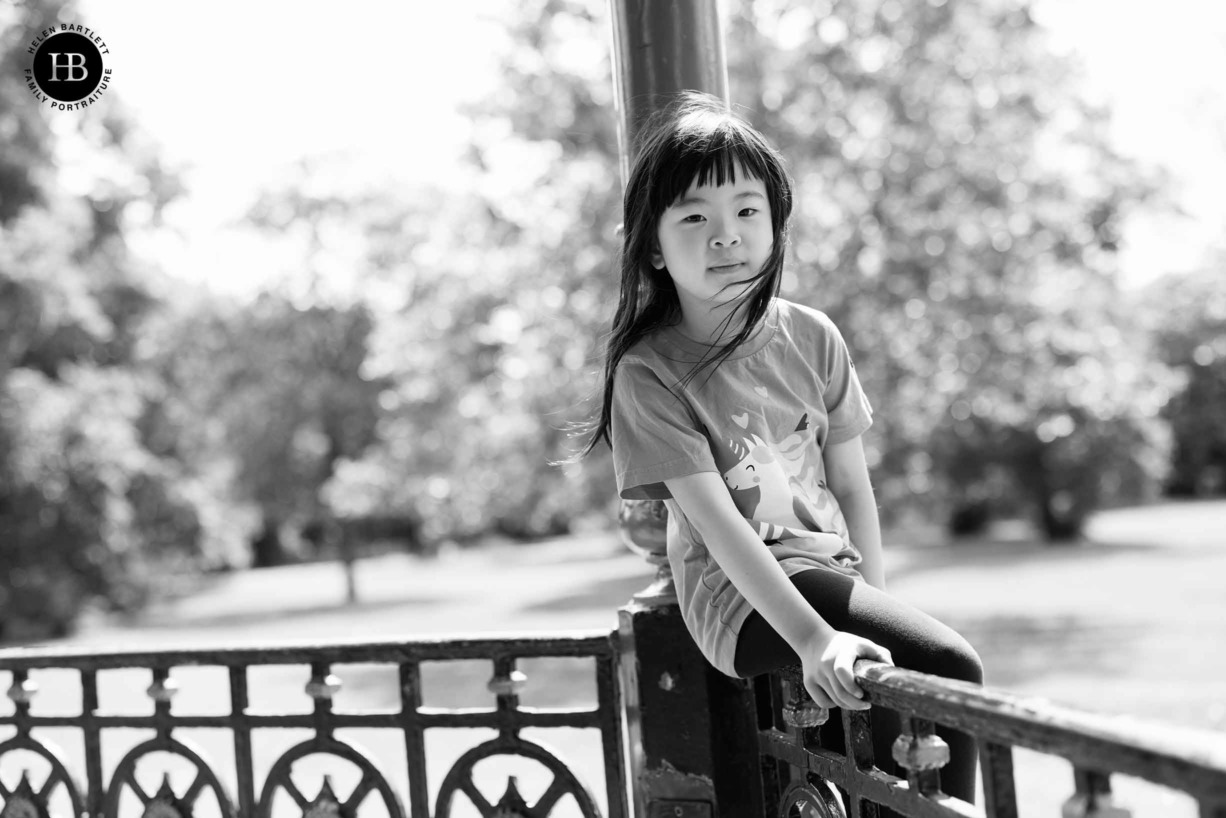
799, 630, 893, 711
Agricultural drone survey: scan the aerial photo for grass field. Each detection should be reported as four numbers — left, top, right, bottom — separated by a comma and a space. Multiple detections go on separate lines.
2, 500, 1224, 817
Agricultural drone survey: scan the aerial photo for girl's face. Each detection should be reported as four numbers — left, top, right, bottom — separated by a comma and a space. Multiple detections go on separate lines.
651, 166, 774, 315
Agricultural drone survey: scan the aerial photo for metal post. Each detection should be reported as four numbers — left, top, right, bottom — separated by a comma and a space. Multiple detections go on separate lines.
616, 597, 763, 818
608, 0, 730, 183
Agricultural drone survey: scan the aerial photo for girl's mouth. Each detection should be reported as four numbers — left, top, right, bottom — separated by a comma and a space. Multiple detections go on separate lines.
709, 262, 745, 273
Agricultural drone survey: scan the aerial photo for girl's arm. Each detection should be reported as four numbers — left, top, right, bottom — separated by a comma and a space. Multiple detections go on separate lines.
665, 471, 891, 710
823, 435, 887, 591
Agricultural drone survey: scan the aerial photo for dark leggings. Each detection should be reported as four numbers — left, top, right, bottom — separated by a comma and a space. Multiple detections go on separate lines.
734, 569, 984, 812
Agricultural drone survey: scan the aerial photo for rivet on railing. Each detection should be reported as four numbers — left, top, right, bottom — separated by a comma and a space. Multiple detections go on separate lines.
147, 676, 180, 703
487, 669, 527, 697
892, 719, 950, 776
782, 689, 829, 728
305, 674, 343, 700
893, 717, 948, 798
6, 676, 38, 705
892, 732, 950, 771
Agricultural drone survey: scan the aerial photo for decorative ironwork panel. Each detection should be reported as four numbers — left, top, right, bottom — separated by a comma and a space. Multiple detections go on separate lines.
0, 670, 86, 818
778, 778, 844, 818
435, 735, 601, 818
0, 632, 629, 818
103, 735, 235, 818
0, 735, 85, 818
257, 736, 403, 818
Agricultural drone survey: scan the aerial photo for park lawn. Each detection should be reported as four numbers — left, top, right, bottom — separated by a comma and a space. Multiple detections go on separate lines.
3, 501, 1223, 817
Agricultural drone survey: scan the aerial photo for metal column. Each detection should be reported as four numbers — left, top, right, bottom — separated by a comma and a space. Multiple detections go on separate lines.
608, 0, 731, 182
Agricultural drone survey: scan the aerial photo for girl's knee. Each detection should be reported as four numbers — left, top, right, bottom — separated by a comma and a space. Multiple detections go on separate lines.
939, 637, 984, 686
906, 629, 982, 686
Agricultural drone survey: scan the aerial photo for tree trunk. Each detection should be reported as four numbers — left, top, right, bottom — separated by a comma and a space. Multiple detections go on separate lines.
251, 515, 287, 567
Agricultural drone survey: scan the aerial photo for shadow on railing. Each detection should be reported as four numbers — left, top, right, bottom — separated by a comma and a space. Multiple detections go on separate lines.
0, 633, 628, 818
761, 661, 1226, 818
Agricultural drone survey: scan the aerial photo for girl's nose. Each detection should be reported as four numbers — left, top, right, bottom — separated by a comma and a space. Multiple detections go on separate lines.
709, 221, 741, 248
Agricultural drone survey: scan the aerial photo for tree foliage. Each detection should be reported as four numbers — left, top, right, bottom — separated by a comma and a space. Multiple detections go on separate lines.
1140, 266, 1226, 496
0, 1, 199, 638
144, 293, 386, 565
716, 0, 1176, 536
251, 165, 621, 543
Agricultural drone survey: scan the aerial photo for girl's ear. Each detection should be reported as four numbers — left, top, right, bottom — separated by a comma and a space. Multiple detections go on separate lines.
650, 246, 666, 270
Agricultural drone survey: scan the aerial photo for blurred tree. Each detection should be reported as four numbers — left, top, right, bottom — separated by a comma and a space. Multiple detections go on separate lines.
0, 1, 197, 638
0, 2, 55, 221
347, 0, 624, 542
1140, 266, 1226, 497
717, 0, 1175, 539
242, 88, 623, 544
361, 173, 623, 542
145, 293, 387, 566
0, 199, 199, 641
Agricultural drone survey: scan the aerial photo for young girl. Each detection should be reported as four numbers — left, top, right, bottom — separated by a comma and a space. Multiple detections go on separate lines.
583, 92, 984, 808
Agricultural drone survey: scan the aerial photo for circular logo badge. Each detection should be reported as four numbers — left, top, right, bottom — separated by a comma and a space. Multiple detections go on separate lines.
32, 32, 104, 102
24, 25, 112, 110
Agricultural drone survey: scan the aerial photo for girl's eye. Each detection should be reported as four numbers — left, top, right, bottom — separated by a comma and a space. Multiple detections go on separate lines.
740, 208, 759, 217
682, 214, 705, 223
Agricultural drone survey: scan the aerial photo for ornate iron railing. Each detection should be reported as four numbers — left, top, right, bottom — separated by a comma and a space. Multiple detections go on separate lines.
761, 662, 1226, 818
5, 624, 1226, 818
0, 632, 628, 818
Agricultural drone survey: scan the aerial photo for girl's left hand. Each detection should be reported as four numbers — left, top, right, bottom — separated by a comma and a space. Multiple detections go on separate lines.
800, 630, 894, 711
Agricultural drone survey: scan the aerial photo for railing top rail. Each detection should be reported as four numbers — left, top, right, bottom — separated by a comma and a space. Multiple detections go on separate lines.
0, 629, 618, 670
779, 660, 1226, 799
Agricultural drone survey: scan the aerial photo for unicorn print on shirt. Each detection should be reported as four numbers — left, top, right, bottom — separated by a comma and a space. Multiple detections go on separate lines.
721, 412, 853, 553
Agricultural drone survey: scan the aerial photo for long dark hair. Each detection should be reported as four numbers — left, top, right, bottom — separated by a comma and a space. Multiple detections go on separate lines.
581, 92, 794, 456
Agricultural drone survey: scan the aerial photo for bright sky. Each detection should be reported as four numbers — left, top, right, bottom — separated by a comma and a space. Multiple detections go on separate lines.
1033, 0, 1226, 286
71, 0, 1226, 297
73, 0, 506, 300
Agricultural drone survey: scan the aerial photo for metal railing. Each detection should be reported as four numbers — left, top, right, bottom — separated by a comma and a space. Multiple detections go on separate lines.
5, 628, 1226, 817
0, 632, 629, 818
761, 661, 1226, 818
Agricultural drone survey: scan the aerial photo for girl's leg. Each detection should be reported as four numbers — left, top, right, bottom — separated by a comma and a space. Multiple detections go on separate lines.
733, 569, 983, 810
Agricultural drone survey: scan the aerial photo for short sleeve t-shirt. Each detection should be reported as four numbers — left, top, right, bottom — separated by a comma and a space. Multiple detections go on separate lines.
611, 298, 873, 676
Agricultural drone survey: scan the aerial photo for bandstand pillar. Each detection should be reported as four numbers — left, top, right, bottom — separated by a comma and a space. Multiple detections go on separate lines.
608, 0, 730, 184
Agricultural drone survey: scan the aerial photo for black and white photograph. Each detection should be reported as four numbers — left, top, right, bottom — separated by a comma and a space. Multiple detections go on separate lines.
2, 0, 1225, 816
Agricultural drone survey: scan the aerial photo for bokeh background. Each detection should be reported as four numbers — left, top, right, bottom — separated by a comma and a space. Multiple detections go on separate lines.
3, 0, 1224, 637
3, 0, 1226, 814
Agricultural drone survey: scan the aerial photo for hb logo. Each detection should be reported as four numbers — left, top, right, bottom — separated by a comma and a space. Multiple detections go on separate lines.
31, 31, 105, 103
47, 53, 90, 82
